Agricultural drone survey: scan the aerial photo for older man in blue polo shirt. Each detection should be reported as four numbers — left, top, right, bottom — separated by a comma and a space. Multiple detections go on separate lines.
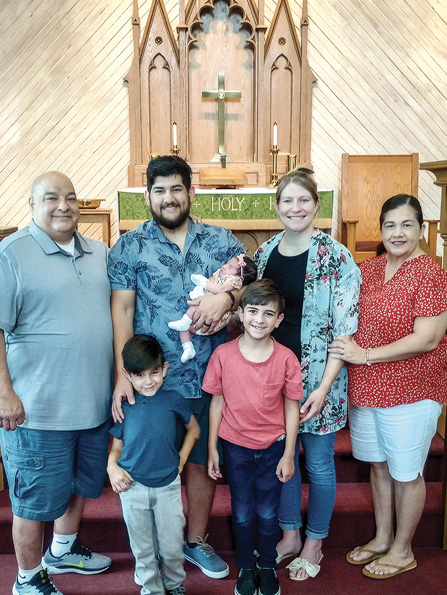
0, 172, 114, 595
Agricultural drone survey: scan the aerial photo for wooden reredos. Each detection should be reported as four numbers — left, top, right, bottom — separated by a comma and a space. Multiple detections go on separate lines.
125, 0, 316, 187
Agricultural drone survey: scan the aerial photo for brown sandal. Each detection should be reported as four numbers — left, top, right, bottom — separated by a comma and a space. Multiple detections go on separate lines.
346, 547, 386, 566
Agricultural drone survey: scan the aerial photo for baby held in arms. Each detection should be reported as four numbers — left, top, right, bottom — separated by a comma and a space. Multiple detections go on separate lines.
168, 254, 257, 363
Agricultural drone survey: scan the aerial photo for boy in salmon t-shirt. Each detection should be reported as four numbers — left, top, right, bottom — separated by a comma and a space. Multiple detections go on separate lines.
203, 279, 303, 595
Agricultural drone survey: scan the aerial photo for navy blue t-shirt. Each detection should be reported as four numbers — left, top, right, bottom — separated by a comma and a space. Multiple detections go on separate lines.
110, 388, 193, 488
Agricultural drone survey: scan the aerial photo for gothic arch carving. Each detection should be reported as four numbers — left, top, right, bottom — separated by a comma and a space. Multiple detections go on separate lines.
126, 0, 315, 186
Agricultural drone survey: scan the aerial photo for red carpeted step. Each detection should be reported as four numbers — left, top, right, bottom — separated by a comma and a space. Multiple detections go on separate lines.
0, 431, 444, 558
0, 481, 444, 556
1, 548, 447, 595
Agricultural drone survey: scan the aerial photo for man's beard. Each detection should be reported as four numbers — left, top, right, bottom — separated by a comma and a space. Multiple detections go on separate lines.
150, 202, 190, 230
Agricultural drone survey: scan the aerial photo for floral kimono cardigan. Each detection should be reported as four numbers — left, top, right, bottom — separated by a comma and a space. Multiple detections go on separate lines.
254, 230, 361, 435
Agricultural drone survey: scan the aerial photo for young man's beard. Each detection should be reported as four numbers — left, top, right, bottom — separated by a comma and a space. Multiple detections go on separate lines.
150, 203, 190, 230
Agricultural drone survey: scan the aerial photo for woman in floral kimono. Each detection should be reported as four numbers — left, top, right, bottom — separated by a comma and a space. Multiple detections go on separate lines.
254, 168, 361, 581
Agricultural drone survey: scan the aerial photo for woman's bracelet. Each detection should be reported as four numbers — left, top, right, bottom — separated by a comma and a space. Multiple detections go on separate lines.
364, 347, 372, 366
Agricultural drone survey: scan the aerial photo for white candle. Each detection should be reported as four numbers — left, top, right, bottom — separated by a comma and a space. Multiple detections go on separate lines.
273, 122, 278, 146
173, 122, 177, 146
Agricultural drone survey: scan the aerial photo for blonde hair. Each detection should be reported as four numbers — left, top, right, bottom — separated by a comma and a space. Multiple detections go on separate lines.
275, 167, 319, 205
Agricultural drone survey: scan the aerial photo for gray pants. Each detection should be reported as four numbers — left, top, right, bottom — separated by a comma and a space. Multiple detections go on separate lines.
120, 475, 186, 594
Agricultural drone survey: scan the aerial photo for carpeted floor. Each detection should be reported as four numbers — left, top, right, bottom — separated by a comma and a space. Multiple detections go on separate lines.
0, 548, 446, 594
1, 430, 445, 594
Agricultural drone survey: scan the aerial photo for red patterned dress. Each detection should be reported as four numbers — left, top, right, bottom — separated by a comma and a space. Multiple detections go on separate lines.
348, 253, 447, 408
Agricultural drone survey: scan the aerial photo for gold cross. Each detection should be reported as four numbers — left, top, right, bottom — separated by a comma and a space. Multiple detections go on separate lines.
202, 73, 242, 161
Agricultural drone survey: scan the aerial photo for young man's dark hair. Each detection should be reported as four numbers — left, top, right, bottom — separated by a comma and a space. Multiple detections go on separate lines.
240, 278, 285, 315
146, 156, 192, 192
122, 334, 165, 374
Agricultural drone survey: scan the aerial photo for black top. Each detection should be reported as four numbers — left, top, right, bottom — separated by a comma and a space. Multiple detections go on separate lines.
263, 245, 308, 362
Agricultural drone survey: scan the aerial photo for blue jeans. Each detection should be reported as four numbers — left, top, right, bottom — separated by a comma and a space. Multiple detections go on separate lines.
278, 432, 336, 540
222, 438, 284, 569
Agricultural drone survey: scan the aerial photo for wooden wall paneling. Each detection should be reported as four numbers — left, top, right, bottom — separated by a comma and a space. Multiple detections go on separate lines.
2, 35, 131, 203
363, 1, 447, 88
308, 1, 423, 151
348, 2, 447, 144
0, 1, 131, 188
0, 0, 136, 244
305, 0, 445, 231
0, 4, 92, 170
318, 0, 447, 157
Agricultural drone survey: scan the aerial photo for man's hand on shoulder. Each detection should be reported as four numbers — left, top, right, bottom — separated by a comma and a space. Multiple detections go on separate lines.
112, 376, 135, 423
0, 388, 25, 431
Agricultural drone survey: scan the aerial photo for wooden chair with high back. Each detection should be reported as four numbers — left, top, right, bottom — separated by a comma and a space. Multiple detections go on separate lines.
341, 153, 439, 264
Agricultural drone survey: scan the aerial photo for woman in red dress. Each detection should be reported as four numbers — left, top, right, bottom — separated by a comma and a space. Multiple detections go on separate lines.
329, 194, 447, 580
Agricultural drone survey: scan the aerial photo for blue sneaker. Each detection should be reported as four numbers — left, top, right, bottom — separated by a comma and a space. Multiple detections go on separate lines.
183, 536, 229, 578
42, 538, 111, 575
13, 569, 62, 594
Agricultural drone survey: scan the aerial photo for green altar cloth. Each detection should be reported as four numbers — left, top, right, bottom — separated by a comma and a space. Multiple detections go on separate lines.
118, 188, 333, 223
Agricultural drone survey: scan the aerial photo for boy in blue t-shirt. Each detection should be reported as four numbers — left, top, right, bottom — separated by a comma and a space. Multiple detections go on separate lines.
107, 335, 200, 595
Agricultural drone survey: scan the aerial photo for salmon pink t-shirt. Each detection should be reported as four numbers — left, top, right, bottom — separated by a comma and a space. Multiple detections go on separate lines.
202, 337, 303, 449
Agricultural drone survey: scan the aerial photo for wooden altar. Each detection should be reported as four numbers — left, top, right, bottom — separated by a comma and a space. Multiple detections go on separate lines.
0, 226, 18, 241
125, 0, 316, 187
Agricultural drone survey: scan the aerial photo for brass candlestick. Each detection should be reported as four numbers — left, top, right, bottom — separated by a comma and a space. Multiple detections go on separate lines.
270, 146, 279, 187
171, 145, 179, 156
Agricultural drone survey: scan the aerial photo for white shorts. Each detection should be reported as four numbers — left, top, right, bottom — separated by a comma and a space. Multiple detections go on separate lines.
348, 399, 442, 482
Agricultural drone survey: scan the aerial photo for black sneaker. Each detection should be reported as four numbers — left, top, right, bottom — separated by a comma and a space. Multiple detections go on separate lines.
235, 568, 258, 595
167, 587, 186, 595
258, 568, 280, 595
13, 569, 62, 594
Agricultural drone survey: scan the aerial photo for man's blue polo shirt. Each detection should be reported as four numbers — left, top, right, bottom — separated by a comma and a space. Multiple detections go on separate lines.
0, 220, 114, 430
108, 218, 243, 399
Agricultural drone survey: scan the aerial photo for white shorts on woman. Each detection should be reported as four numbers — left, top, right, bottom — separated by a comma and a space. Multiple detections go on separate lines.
348, 399, 442, 482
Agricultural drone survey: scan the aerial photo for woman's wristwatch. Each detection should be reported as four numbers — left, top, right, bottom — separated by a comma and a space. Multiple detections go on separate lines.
364, 347, 372, 366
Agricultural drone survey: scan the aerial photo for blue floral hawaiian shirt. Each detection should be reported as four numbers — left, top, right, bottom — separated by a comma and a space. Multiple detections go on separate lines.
108, 218, 243, 399
255, 230, 361, 434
